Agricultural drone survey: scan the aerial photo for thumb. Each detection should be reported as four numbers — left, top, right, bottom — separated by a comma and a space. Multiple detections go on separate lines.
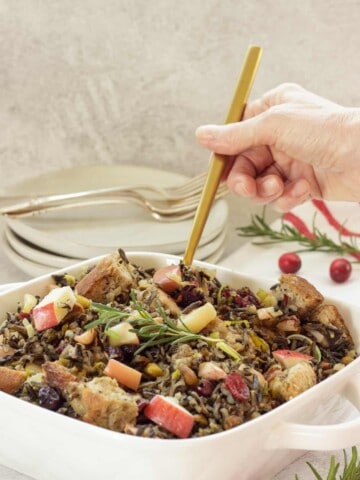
195, 116, 269, 155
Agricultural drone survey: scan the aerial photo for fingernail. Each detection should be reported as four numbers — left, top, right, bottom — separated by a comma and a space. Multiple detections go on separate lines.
195, 125, 218, 141
291, 180, 309, 198
234, 179, 252, 197
258, 177, 279, 198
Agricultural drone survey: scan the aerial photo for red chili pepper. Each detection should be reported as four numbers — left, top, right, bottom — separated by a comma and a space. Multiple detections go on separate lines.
283, 212, 316, 239
311, 199, 360, 237
224, 373, 250, 402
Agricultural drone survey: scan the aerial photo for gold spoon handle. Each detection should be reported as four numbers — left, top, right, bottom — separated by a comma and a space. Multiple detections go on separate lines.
183, 45, 262, 265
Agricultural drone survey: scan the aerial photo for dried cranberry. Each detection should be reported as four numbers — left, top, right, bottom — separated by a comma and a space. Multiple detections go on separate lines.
223, 373, 250, 402
136, 398, 150, 412
38, 386, 62, 411
176, 285, 205, 308
195, 379, 214, 397
106, 346, 124, 361
120, 344, 138, 361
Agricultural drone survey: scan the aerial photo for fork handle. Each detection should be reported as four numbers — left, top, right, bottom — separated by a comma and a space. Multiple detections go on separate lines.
0, 189, 146, 216
0, 186, 151, 215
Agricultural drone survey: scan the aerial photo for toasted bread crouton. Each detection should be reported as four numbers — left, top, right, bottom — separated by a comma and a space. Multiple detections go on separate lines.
68, 377, 138, 432
0, 366, 26, 394
275, 274, 324, 317
43, 362, 138, 432
76, 251, 136, 303
311, 304, 352, 343
269, 361, 316, 401
43, 361, 79, 390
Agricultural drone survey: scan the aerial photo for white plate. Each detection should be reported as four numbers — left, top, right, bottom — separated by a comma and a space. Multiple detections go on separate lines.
4, 226, 78, 268
4, 165, 229, 259
3, 227, 228, 278
5, 220, 228, 267
2, 237, 56, 278
220, 200, 360, 305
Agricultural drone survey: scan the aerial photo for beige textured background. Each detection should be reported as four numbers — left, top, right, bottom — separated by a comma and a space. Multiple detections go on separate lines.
0, 2, 360, 479
0, 0, 360, 190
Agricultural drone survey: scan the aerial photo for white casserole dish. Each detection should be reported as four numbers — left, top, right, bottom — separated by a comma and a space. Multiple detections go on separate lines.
1, 252, 360, 480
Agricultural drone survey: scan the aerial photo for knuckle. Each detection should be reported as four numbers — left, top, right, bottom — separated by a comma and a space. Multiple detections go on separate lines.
264, 82, 304, 106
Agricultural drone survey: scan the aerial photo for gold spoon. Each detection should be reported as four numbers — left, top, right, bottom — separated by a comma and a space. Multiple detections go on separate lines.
183, 45, 262, 265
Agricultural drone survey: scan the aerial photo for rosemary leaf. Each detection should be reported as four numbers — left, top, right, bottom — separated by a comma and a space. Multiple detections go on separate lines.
237, 210, 360, 261
85, 303, 130, 330
295, 447, 360, 480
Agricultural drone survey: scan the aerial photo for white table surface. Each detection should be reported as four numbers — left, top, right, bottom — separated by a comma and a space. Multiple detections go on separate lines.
0, 201, 358, 480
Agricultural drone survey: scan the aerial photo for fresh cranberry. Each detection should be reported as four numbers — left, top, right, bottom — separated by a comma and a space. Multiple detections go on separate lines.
278, 252, 302, 274
329, 258, 352, 283
223, 373, 250, 402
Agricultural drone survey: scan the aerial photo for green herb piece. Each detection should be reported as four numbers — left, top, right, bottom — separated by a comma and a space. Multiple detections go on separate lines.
85, 293, 242, 360
295, 447, 360, 479
128, 291, 241, 359
85, 302, 130, 330
237, 211, 360, 260
216, 341, 241, 360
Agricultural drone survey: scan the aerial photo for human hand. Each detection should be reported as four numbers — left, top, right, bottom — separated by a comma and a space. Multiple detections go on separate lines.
196, 83, 360, 211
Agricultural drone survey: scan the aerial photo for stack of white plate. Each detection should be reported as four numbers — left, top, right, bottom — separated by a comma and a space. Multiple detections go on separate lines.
2, 165, 229, 277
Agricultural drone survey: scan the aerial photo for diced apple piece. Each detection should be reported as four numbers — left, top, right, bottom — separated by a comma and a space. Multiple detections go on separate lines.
32, 286, 76, 332
272, 349, 313, 369
74, 328, 96, 345
179, 302, 217, 334
22, 293, 38, 314
153, 265, 182, 293
107, 322, 140, 347
104, 358, 142, 391
143, 394, 194, 438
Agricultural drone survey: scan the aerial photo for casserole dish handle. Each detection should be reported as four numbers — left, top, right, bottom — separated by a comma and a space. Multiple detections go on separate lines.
267, 374, 360, 450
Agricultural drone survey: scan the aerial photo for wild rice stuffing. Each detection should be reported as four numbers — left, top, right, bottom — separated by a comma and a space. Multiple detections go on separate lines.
0, 249, 356, 439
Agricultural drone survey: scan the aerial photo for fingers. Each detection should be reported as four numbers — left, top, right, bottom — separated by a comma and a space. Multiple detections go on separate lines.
229, 175, 311, 211
269, 178, 312, 212
226, 146, 278, 198
230, 174, 284, 201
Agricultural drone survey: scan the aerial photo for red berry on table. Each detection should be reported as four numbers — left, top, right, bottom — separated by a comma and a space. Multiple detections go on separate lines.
329, 258, 352, 283
278, 252, 302, 274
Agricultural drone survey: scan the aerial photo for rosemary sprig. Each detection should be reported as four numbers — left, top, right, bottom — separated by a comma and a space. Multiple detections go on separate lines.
129, 292, 240, 358
85, 292, 241, 360
295, 447, 360, 479
85, 302, 130, 330
237, 211, 360, 260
